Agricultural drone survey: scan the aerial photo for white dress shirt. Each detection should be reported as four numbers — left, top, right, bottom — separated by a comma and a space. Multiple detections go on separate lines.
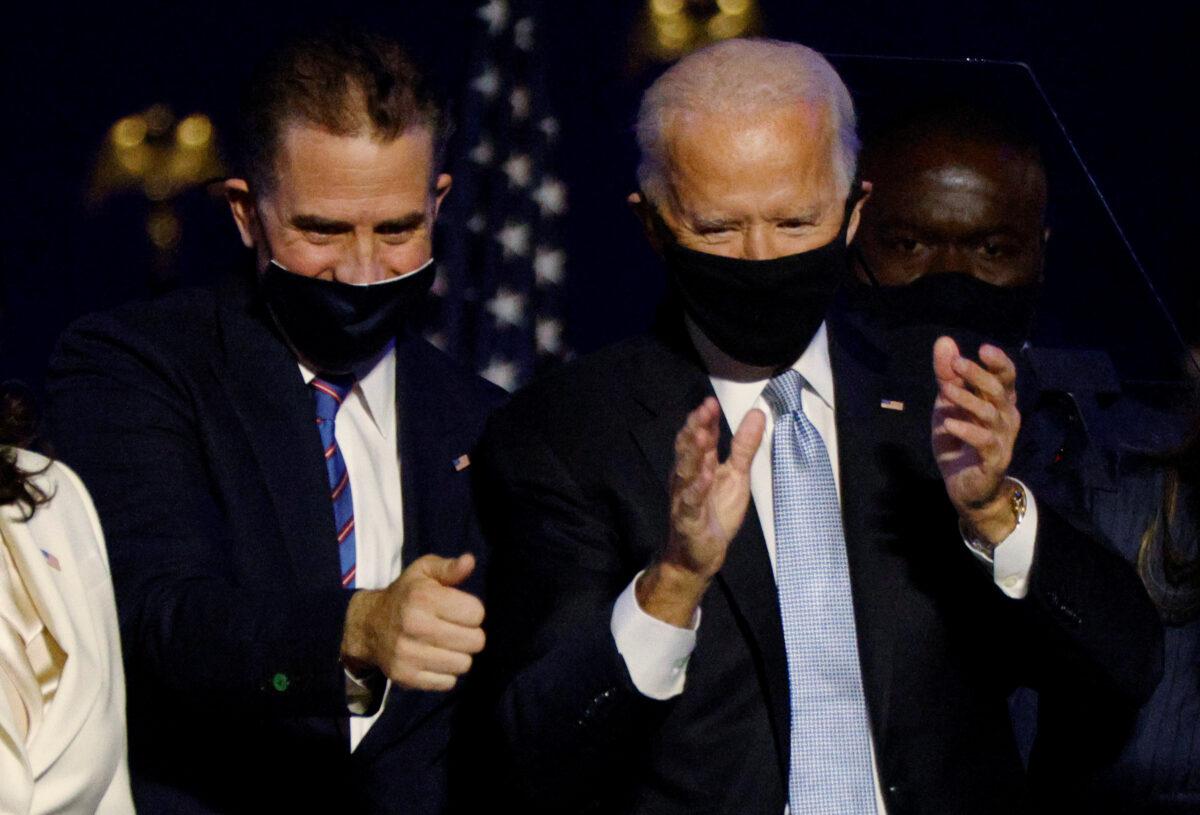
300, 346, 404, 752
610, 321, 1039, 813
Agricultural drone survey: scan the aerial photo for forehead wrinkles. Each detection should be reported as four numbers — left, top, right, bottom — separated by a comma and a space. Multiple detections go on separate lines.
663, 105, 837, 212
273, 125, 434, 203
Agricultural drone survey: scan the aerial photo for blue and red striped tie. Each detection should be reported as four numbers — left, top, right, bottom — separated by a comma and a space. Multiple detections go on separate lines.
311, 376, 357, 589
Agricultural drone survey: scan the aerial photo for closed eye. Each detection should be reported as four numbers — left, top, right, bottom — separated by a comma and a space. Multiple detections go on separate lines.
776, 219, 815, 230
291, 215, 352, 236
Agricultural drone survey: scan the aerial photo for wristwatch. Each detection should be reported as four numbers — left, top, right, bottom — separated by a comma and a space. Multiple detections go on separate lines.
964, 479, 1026, 557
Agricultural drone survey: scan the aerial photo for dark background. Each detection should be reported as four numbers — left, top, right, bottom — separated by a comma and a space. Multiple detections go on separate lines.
1, 1, 1190, 391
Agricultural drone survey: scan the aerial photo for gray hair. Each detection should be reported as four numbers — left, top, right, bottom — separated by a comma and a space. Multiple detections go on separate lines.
635, 38, 859, 206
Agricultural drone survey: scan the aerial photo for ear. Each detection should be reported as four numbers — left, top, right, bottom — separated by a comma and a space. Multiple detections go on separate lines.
845, 180, 872, 245
431, 173, 453, 219
224, 178, 258, 249
628, 191, 667, 254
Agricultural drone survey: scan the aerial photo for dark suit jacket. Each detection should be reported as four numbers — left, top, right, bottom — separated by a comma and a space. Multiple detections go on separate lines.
472, 313, 1162, 815
46, 275, 504, 814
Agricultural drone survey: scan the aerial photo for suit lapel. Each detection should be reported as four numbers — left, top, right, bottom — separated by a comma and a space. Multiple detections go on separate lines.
392, 337, 474, 567
214, 282, 341, 590
355, 337, 476, 761
827, 315, 921, 758
627, 331, 792, 783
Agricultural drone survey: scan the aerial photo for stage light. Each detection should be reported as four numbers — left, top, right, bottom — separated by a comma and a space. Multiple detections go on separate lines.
176, 114, 213, 148
112, 116, 147, 149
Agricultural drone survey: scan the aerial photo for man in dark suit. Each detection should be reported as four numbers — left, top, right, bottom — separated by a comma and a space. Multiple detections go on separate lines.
46, 30, 503, 813
839, 93, 1119, 543
473, 38, 1162, 814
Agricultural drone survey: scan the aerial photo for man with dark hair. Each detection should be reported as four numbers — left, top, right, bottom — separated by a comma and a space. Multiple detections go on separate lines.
47, 29, 503, 813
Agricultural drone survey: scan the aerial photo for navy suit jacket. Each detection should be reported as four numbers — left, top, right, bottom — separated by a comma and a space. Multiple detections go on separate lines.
472, 312, 1162, 815
46, 274, 504, 814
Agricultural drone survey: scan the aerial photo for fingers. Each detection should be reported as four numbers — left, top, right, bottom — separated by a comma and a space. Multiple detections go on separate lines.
404, 671, 459, 692
728, 409, 766, 473
412, 553, 476, 587
940, 416, 999, 456
676, 458, 714, 521
673, 397, 720, 484
938, 381, 999, 426
376, 577, 488, 691
392, 596, 487, 653
951, 354, 1008, 404
393, 639, 475, 677
932, 336, 961, 385
398, 567, 486, 625
979, 344, 1018, 400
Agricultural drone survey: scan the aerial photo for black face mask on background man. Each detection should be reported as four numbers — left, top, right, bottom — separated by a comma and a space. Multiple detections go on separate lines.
843, 254, 1040, 348
659, 194, 860, 369
258, 258, 436, 376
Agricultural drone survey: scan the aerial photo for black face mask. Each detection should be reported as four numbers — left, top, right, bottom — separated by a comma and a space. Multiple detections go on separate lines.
659, 196, 858, 368
841, 255, 1040, 349
259, 258, 435, 375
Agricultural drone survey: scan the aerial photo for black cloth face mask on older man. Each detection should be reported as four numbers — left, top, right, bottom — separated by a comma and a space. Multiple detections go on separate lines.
657, 191, 862, 369
259, 258, 436, 376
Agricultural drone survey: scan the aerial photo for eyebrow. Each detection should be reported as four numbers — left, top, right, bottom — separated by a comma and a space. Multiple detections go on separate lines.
689, 215, 740, 231
289, 212, 427, 234
373, 213, 427, 234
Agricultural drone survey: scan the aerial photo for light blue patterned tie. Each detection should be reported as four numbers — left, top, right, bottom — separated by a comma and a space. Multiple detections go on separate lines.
764, 369, 877, 814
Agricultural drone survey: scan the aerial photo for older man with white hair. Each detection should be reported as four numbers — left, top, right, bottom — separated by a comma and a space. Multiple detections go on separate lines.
474, 38, 1161, 815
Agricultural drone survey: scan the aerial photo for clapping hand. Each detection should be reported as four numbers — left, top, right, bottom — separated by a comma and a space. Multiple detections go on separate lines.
637, 397, 765, 626
931, 336, 1022, 547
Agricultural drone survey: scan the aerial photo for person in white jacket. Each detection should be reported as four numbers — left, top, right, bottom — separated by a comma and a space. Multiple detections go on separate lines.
1, 408, 134, 815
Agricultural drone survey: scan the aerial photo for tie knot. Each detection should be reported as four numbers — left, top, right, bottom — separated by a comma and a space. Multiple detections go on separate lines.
763, 369, 806, 418
310, 376, 354, 421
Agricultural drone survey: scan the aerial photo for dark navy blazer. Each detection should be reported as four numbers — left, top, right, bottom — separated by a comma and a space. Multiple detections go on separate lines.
472, 311, 1162, 815
46, 274, 504, 814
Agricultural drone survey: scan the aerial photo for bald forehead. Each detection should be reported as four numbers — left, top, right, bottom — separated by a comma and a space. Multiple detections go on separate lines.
865, 131, 1046, 214
663, 104, 837, 192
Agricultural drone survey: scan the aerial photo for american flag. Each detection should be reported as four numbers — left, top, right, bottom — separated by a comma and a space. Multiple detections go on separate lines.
428, 0, 571, 392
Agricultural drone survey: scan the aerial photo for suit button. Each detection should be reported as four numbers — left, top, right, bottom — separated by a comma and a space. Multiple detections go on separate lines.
886, 783, 909, 810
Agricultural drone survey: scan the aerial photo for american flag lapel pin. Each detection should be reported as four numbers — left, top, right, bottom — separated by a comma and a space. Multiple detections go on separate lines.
453, 454, 471, 472
40, 549, 62, 571
880, 398, 905, 412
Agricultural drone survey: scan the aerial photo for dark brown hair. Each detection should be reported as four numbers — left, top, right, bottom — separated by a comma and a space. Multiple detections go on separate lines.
0, 382, 50, 519
236, 26, 449, 192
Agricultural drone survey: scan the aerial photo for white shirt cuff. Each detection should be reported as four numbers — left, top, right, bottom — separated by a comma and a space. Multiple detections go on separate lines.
344, 667, 378, 716
610, 571, 700, 700
962, 479, 1039, 600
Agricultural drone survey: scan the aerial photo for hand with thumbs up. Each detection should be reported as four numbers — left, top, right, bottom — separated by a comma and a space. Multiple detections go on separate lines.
340, 553, 486, 691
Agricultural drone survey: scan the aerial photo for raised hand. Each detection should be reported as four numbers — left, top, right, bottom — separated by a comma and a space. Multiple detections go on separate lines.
341, 553, 486, 692
637, 397, 765, 626
931, 336, 1022, 547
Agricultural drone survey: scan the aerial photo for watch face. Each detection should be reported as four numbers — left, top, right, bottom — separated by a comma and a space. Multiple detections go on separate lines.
1010, 482, 1028, 524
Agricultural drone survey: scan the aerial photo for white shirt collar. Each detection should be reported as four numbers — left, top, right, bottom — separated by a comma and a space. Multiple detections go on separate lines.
686, 317, 835, 429
298, 343, 396, 437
